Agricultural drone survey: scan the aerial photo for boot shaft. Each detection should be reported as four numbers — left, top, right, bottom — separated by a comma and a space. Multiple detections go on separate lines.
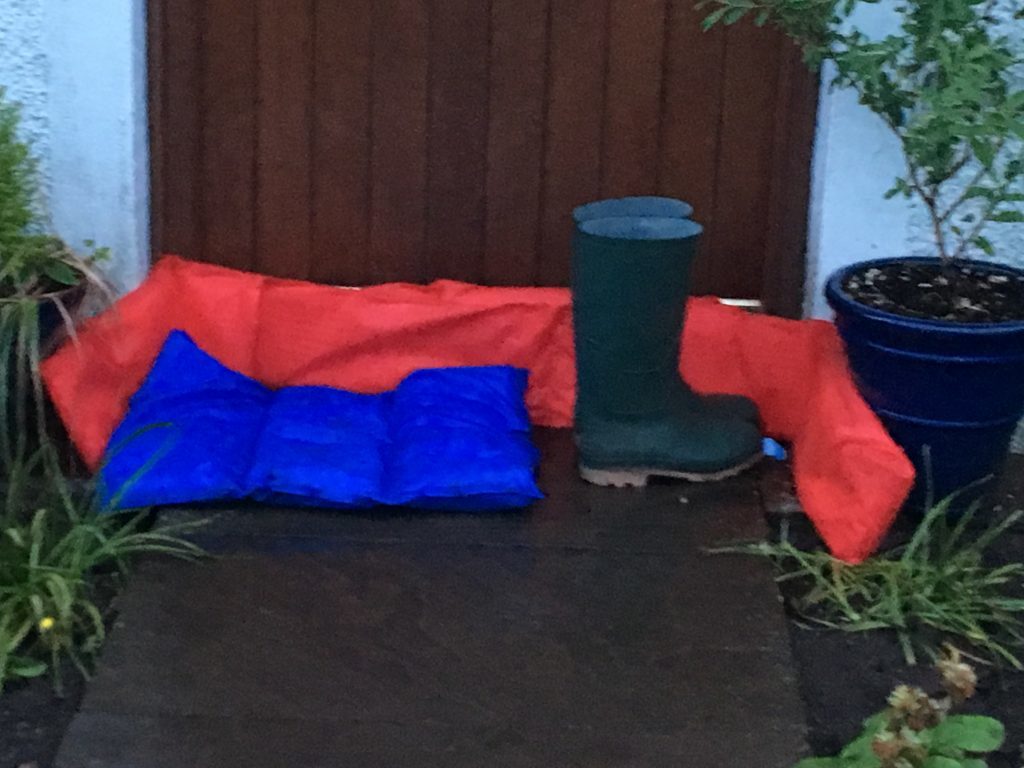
572, 217, 702, 419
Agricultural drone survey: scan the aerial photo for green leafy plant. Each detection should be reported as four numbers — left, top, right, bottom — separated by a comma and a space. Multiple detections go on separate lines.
0, 86, 108, 302
700, 0, 1024, 263
1, 295, 78, 504
0, 86, 36, 247
0, 234, 109, 300
0, 87, 111, 494
0, 85, 195, 695
0, 307, 202, 694
0, 476, 203, 693
712, 494, 1024, 667
795, 646, 1005, 767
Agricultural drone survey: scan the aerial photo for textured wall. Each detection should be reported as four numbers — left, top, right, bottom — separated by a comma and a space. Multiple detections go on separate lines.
42, 0, 150, 291
0, 0, 149, 290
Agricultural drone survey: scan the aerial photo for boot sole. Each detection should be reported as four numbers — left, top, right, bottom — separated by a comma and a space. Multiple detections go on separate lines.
579, 452, 762, 488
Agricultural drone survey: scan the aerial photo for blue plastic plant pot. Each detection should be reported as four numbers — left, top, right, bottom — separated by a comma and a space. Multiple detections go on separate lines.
572, 196, 694, 226
825, 257, 1024, 508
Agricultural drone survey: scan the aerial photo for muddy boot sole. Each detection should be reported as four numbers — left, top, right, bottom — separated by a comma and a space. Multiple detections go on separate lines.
578, 452, 763, 488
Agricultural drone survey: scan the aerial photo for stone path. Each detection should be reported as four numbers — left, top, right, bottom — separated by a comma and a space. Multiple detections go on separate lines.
56, 430, 807, 767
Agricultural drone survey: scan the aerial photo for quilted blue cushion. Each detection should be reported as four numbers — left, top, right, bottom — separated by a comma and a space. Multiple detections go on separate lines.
101, 331, 271, 508
247, 387, 391, 508
385, 367, 542, 509
101, 332, 542, 511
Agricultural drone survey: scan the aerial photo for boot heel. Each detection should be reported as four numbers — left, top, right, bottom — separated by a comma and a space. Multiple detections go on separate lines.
579, 465, 651, 488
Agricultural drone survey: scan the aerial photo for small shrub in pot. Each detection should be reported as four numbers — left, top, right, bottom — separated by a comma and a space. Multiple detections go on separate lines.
702, 0, 1024, 504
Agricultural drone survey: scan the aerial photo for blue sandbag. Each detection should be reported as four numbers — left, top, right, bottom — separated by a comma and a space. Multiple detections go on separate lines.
101, 331, 543, 511
386, 367, 542, 509
386, 425, 542, 510
102, 331, 272, 508
390, 366, 532, 432
247, 386, 391, 508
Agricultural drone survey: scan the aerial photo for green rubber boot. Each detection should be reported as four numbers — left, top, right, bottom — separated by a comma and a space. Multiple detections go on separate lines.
573, 197, 760, 427
572, 216, 763, 486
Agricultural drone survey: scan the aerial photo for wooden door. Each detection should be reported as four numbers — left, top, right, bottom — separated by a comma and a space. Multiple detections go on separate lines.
148, 0, 817, 316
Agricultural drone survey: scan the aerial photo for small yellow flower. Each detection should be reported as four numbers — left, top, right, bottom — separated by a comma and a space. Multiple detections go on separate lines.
38, 616, 56, 632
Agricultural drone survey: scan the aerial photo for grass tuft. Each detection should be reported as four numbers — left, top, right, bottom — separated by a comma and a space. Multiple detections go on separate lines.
711, 493, 1024, 668
0, 249, 202, 693
0, 492, 204, 693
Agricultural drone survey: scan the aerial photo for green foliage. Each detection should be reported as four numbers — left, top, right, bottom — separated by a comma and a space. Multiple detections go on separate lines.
711, 494, 1024, 667
0, 297, 202, 693
700, 0, 1024, 263
0, 234, 110, 299
794, 715, 1005, 767
0, 498, 203, 693
0, 261, 196, 695
792, 649, 1005, 767
0, 86, 37, 248
0, 86, 108, 300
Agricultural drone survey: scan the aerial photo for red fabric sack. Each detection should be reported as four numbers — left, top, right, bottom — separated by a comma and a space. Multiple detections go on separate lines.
42, 256, 914, 562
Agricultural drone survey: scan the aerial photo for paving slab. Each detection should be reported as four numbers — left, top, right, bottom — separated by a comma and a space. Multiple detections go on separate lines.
56, 430, 807, 767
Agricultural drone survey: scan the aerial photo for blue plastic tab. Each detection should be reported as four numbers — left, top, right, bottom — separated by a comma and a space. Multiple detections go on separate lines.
762, 438, 788, 461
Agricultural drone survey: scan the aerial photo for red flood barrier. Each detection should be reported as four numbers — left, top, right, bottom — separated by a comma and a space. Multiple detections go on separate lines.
42, 256, 914, 562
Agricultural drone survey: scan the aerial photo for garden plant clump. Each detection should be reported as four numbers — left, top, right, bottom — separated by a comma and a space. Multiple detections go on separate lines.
715, 493, 1024, 669
701, 0, 1024, 323
0, 85, 108, 304
794, 645, 1007, 768
741, 463, 1024, 766
0, 84, 202, 697
0, 474, 203, 693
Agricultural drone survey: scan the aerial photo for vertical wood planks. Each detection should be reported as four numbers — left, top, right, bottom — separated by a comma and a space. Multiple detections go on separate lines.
762, 43, 818, 317
540, 0, 610, 285
659, 0, 727, 293
255, 0, 315, 278
202, 0, 258, 271
159, 0, 204, 261
484, 0, 549, 285
310, 0, 373, 285
424, 0, 491, 283
711, 20, 783, 298
602, 0, 667, 198
150, 0, 817, 307
369, 0, 430, 283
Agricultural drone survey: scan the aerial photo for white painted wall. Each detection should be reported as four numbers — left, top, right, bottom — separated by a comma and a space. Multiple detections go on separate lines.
0, 0, 149, 292
804, 67, 916, 318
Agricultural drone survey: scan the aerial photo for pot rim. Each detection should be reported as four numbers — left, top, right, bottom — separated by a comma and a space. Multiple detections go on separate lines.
825, 256, 1024, 334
